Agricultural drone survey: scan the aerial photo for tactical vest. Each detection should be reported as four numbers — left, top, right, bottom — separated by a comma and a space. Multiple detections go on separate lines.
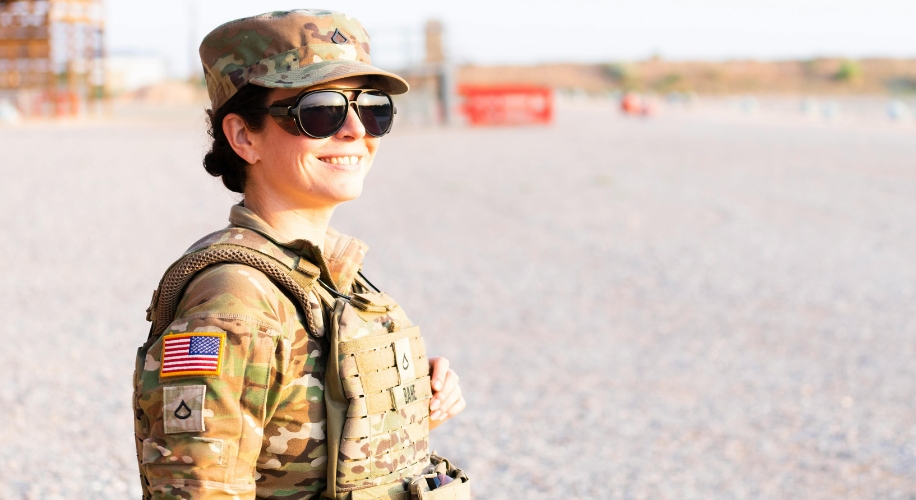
135, 227, 470, 500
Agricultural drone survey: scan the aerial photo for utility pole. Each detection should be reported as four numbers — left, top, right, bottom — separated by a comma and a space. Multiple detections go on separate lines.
424, 20, 444, 64
424, 19, 454, 125
188, 0, 199, 82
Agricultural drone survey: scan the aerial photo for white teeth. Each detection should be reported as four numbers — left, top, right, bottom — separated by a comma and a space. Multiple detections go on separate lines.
321, 156, 360, 165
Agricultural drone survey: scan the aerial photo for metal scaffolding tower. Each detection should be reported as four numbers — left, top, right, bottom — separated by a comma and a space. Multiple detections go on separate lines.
0, 0, 104, 116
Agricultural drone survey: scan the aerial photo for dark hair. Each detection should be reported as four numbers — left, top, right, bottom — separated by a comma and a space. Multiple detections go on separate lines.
203, 84, 273, 193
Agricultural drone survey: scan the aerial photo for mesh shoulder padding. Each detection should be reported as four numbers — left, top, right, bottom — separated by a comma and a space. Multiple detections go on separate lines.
151, 243, 318, 339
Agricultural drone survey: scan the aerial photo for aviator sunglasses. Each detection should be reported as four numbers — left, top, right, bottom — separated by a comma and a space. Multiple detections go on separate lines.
252, 88, 396, 138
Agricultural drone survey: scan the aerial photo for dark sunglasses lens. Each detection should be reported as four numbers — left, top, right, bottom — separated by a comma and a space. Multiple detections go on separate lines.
296, 91, 348, 137
356, 91, 393, 136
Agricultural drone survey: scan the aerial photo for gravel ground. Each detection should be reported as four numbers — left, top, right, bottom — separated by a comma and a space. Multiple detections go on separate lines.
1, 100, 915, 499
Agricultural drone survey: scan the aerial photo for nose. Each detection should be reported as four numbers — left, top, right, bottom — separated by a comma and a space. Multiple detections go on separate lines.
334, 103, 366, 140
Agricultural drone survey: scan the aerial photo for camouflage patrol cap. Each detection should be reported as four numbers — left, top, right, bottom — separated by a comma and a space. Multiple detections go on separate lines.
199, 9, 409, 111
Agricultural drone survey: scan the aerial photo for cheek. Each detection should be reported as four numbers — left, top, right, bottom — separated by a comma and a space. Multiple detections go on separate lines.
263, 131, 323, 170
365, 138, 381, 162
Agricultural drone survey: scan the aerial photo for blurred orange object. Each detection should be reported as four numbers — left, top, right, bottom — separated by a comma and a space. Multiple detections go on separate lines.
53, 91, 81, 117
621, 92, 642, 114
458, 85, 553, 126
621, 92, 658, 116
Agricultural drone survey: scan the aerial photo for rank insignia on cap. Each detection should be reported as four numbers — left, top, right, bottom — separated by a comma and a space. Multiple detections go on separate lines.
331, 28, 348, 44
159, 332, 225, 379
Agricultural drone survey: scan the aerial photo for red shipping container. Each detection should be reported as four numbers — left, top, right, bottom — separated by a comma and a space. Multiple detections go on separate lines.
458, 85, 553, 126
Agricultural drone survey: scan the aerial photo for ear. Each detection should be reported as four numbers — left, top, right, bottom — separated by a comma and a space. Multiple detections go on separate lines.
223, 113, 261, 165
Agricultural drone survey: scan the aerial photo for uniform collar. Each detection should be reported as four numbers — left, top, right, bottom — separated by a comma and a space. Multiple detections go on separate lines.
228, 204, 369, 294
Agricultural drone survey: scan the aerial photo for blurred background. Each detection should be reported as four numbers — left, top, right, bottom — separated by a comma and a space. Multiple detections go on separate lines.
1, 1, 915, 499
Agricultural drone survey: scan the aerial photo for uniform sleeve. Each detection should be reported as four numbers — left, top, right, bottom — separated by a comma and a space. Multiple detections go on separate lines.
134, 264, 302, 499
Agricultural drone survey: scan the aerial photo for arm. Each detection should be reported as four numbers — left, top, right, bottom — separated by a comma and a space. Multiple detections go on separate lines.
135, 264, 321, 499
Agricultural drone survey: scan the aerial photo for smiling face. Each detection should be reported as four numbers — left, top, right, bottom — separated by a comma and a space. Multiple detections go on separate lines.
239, 76, 381, 213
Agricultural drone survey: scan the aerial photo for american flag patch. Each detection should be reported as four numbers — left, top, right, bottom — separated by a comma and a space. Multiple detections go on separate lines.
159, 332, 225, 378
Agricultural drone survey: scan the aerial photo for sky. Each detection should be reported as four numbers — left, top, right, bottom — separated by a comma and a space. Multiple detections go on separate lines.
106, 0, 916, 78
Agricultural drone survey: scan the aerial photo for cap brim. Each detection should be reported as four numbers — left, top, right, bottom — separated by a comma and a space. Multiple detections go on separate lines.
249, 59, 409, 95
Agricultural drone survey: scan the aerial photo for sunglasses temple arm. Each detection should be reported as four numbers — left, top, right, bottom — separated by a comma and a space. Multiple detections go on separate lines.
250, 107, 294, 117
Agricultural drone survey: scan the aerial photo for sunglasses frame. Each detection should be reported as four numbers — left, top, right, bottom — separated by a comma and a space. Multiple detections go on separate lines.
251, 88, 396, 139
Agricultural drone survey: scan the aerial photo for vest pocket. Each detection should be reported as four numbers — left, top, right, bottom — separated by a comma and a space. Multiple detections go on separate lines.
141, 436, 226, 467
409, 454, 471, 500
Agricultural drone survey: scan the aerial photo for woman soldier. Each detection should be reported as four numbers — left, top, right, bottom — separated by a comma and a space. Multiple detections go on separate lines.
133, 10, 466, 500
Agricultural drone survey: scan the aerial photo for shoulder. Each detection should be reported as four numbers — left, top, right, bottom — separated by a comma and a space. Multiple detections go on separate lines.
174, 263, 303, 334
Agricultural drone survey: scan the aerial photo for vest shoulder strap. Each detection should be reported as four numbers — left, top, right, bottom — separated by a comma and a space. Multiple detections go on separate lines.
145, 227, 323, 340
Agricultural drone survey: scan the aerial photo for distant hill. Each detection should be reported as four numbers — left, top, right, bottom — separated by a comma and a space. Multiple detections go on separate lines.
458, 58, 916, 95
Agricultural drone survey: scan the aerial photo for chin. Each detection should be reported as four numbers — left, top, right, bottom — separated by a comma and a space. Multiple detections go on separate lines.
326, 183, 365, 203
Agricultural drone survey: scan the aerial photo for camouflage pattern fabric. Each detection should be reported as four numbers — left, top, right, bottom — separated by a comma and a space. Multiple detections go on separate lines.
134, 205, 371, 499
327, 293, 432, 494
199, 9, 409, 111
203, 204, 367, 297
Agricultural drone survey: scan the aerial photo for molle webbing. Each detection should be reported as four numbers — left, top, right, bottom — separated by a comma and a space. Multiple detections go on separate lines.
326, 302, 432, 494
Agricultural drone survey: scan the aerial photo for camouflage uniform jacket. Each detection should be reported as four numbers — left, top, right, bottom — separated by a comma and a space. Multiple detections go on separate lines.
135, 204, 370, 500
